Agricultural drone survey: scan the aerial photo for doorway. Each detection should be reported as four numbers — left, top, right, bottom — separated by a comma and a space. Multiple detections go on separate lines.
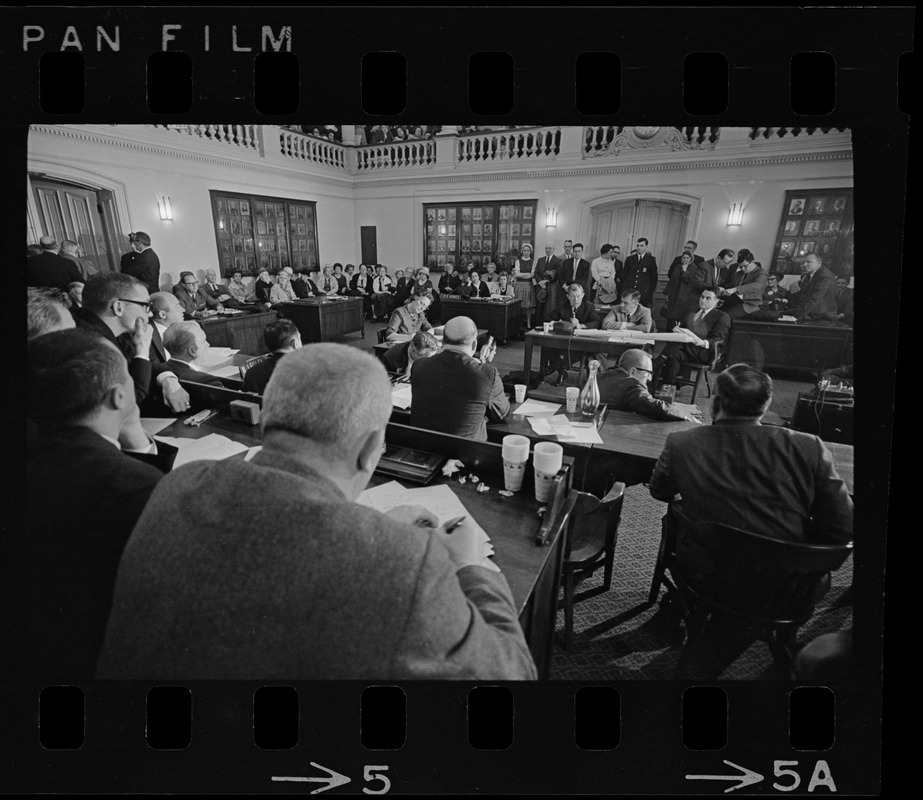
360, 226, 378, 265
28, 175, 121, 274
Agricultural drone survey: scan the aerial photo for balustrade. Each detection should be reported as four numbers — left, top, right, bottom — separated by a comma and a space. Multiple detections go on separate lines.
355, 139, 436, 171
158, 124, 260, 150
279, 129, 347, 169
750, 126, 850, 140
456, 127, 562, 163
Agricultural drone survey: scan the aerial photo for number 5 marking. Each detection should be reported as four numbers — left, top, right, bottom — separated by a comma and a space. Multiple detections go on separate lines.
363, 765, 391, 795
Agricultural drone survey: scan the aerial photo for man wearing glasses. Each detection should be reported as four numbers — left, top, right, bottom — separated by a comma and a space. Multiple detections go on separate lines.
597, 349, 697, 422
173, 271, 221, 319
75, 273, 191, 413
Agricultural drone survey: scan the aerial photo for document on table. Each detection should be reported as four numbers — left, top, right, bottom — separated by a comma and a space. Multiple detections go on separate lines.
140, 417, 176, 436
200, 364, 242, 378
153, 433, 249, 469
514, 399, 562, 416
357, 481, 495, 561
391, 384, 413, 409
528, 414, 603, 444
196, 347, 239, 368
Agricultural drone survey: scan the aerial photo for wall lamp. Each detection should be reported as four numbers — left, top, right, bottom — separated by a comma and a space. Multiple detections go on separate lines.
545, 206, 558, 228
727, 203, 744, 226
158, 195, 174, 221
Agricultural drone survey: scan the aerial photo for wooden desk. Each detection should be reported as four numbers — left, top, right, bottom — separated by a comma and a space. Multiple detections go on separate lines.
151, 414, 571, 679
440, 298, 521, 343
726, 319, 852, 374
199, 310, 278, 354
522, 330, 650, 386
275, 297, 365, 342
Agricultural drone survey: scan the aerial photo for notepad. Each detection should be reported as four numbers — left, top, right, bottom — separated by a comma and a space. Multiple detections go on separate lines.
154, 433, 249, 469
391, 384, 413, 409
514, 399, 562, 416
201, 364, 243, 378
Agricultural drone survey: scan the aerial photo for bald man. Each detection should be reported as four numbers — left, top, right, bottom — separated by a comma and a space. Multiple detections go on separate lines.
27, 235, 82, 290
97, 344, 535, 680
597, 349, 698, 422
410, 316, 510, 441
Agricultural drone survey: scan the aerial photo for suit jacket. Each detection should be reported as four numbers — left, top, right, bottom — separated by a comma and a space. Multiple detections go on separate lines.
242, 351, 285, 395
598, 368, 684, 421
120, 248, 161, 294
95, 450, 536, 680
75, 309, 154, 404
835, 286, 854, 326
726, 266, 768, 314
173, 286, 216, 317
696, 258, 727, 293
668, 253, 705, 279
254, 279, 274, 304
792, 266, 838, 322
649, 420, 853, 544
601, 304, 653, 332
292, 277, 318, 298
350, 273, 371, 295
438, 273, 462, 295
201, 281, 231, 303
534, 255, 561, 284
559, 257, 591, 292
621, 252, 659, 306
10, 422, 175, 680
382, 341, 412, 374
27, 251, 82, 290
682, 307, 730, 352
553, 297, 600, 328
167, 359, 225, 388
411, 349, 510, 442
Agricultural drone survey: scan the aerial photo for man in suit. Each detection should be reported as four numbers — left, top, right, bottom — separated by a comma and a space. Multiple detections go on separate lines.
656, 289, 730, 388
834, 276, 854, 326
96, 343, 535, 680
721, 248, 755, 291
696, 248, 736, 294
201, 268, 238, 308
60, 239, 97, 281
292, 270, 320, 299
411, 316, 509, 442
601, 289, 652, 332
621, 237, 659, 308
161, 321, 225, 387
149, 292, 185, 363
173, 271, 221, 318
27, 287, 76, 339
598, 349, 696, 422
27, 235, 82, 290
545, 283, 600, 385
790, 254, 838, 323
559, 242, 591, 294
120, 231, 161, 294
13, 329, 178, 681
77, 272, 190, 413
649, 363, 853, 544
717, 252, 768, 319
533, 242, 561, 323
242, 319, 303, 395
381, 330, 439, 376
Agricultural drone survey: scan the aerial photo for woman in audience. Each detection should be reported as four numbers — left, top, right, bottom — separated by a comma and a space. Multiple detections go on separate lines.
269, 269, 297, 304
333, 264, 349, 295
226, 270, 253, 304
512, 243, 537, 328
350, 263, 372, 317
438, 262, 461, 296
254, 269, 274, 306
494, 271, 515, 298
462, 269, 491, 298
318, 265, 339, 296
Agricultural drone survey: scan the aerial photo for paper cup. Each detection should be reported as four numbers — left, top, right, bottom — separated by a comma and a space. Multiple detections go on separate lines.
514, 384, 527, 403
565, 387, 579, 413
501, 435, 530, 492
503, 460, 527, 492
533, 442, 563, 475
534, 470, 557, 503
542, 322, 552, 334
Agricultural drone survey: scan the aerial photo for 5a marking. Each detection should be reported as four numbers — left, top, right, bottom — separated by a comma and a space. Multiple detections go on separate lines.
686, 760, 837, 793
272, 764, 390, 795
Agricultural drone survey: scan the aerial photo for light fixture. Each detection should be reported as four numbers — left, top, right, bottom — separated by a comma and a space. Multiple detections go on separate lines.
727, 203, 744, 226
545, 206, 558, 228
157, 195, 174, 221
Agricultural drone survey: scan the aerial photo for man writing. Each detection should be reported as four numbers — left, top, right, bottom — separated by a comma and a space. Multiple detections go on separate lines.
716, 252, 767, 319
411, 316, 509, 442
96, 344, 536, 679
598, 349, 697, 422
385, 294, 433, 341
649, 364, 852, 544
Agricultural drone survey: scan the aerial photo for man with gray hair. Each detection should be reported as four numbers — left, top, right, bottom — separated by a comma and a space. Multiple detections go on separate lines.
27, 287, 76, 339
161, 320, 224, 387
410, 316, 509, 441
96, 344, 536, 680
60, 239, 97, 281
27, 235, 82, 290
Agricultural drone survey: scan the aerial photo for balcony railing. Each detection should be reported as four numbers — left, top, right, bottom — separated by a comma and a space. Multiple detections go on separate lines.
355, 139, 436, 171
157, 124, 261, 151
583, 126, 720, 156
750, 126, 850, 140
457, 126, 562, 163
279, 129, 347, 170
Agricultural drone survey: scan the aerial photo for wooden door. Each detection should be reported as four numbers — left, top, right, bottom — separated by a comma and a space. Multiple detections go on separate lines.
360, 226, 378, 265
30, 177, 117, 274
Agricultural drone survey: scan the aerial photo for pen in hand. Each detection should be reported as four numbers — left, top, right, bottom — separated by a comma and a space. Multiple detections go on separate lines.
443, 516, 467, 533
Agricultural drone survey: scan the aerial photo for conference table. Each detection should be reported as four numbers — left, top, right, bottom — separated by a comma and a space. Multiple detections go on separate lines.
440, 297, 522, 344
148, 412, 573, 679
274, 297, 365, 342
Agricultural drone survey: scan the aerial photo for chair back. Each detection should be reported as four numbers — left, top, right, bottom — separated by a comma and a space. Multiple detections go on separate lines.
669, 506, 852, 628
564, 482, 626, 562
376, 327, 389, 344
238, 354, 269, 380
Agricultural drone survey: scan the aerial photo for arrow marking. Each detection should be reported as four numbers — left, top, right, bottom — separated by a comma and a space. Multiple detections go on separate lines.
272, 762, 352, 794
686, 760, 764, 793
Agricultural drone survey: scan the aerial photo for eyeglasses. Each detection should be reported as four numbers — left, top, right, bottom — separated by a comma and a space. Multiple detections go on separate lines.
117, 298, 152, 311
184, 281, 199, 286
635, 367, 653, 376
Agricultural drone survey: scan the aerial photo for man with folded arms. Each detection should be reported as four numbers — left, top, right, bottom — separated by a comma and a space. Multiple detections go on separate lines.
96, 344, 535, 680
202, 268, 238, 308
11, 330, 177, 681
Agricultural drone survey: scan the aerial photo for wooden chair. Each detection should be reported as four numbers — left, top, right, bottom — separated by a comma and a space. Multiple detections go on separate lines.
238, 354, 269, 380
649, 504, 853, 678
673, 340, 723, 404
558, 482, 626, 649
376, 327, 389, 345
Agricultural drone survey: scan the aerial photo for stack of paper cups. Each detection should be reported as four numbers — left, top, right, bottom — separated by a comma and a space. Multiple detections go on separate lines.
533, 442, 564, 502
565, 387, 579, 413
501, 434, 530, 492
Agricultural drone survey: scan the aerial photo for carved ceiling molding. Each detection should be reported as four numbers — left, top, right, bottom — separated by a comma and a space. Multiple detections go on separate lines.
588, 126, 717, 157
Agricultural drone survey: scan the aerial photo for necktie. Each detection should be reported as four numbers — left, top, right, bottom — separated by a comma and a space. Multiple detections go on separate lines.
694, 311, 703, 324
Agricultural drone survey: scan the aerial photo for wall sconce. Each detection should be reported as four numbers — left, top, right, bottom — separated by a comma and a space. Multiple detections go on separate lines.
727, 203, 744, 226
545, 206, 558, 228
157, 195, 174, 221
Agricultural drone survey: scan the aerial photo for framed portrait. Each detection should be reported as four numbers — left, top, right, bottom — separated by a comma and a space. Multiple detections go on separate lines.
825, 219, 841, 234
472, 240, 481, 252
289, 205, 298, 218
269, 239, 276, 251
779, 241, 795, 257
260, 255, 269, 269
298, 223, 306, 236
437, 255, 446, 266
437, 240, 445, 252
427, 208, 436, 220
483, 207, 493, 220
510, 223, 520, 237
255, 203, 264, 217
821, 242, 835, 255
247, 256, 255, 271
461, 208, 471, 220
462, 223, 471, 236
221, 239, 229, 252
241, 218, 251, 235
224, 257, 233, 271
217, 199, 226, 212
280, 254, 288, 268
523, 207, 533, 219
473, 207, 483, 220
438, 225, 447, 236
483, 240, 492, 251
788, 198, 805, 215
448, 225, 456, 237
830, 197, 847, 213
473, 224, 482, 237
499, 222, 508, 233
512, 206, 520, 218
470, 255, 481, 268
484, 223, 493, 235
278, 238, 287, 251
240, 201, 250, 216
244, 239, 253, 252
233, 238, 243, 253
499, 206, 509, 220
437, 208, 446, 220
231, 221, 240, 234
427, 223, 434, 236
270, 256, 279, 270
784, 220, 800, 236
808, 197, 826, 214
522, 223, 532, 236
257, 220, 266, 235
461, 240, 470, 252
428, 239, 436, 251
796, 240, 816, 256
804, 220, 821, 235
275, 206, 284, 218
229, 199, 239, 215
447, 208, 456, 221
235, 256, 245, 271
447, 239, 456, 250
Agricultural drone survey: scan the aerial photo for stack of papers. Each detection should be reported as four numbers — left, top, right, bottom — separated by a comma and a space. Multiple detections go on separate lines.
201, 364, 242, 378
513, 399, 561, 416
140, 417, 176, 436
153, 433, 250, 469
196, 347, 239, 369
391, 384, 413, 409
527, 414, 603, 444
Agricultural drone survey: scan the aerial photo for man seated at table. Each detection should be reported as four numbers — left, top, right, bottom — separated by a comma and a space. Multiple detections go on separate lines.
226, 270, 255, 305
649, 363, 852, 544
202, 268, 238, 308
601, 289, 652, 332
385, 294, 433, 342
545, 283, 600, 386
292, 269, 320, 299
161, 321, 225, 387
242, 319, 303, 395
149, 292, 185, 365
598, 349, 696, 423
654, 289, 730, 389
173, 271, 221, 318
95, 343, 536, 680
27, 287, 76, 339
834, 276, 854, 326
382, 330, 439, 376
787, 254, 838, 323
15, 329, 178, 681
411, 316, 509, 442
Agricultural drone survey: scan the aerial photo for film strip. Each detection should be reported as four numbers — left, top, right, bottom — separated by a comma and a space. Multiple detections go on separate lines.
2, 5, 908, 794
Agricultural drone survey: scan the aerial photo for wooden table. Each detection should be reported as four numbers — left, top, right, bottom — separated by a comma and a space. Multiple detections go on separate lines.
440, 297, 522, 344
522, 330, 648, 386
199, 310, 278, 354
275, 297, 365, 342
150, 414, 572, 679
726, 319, 852, 375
